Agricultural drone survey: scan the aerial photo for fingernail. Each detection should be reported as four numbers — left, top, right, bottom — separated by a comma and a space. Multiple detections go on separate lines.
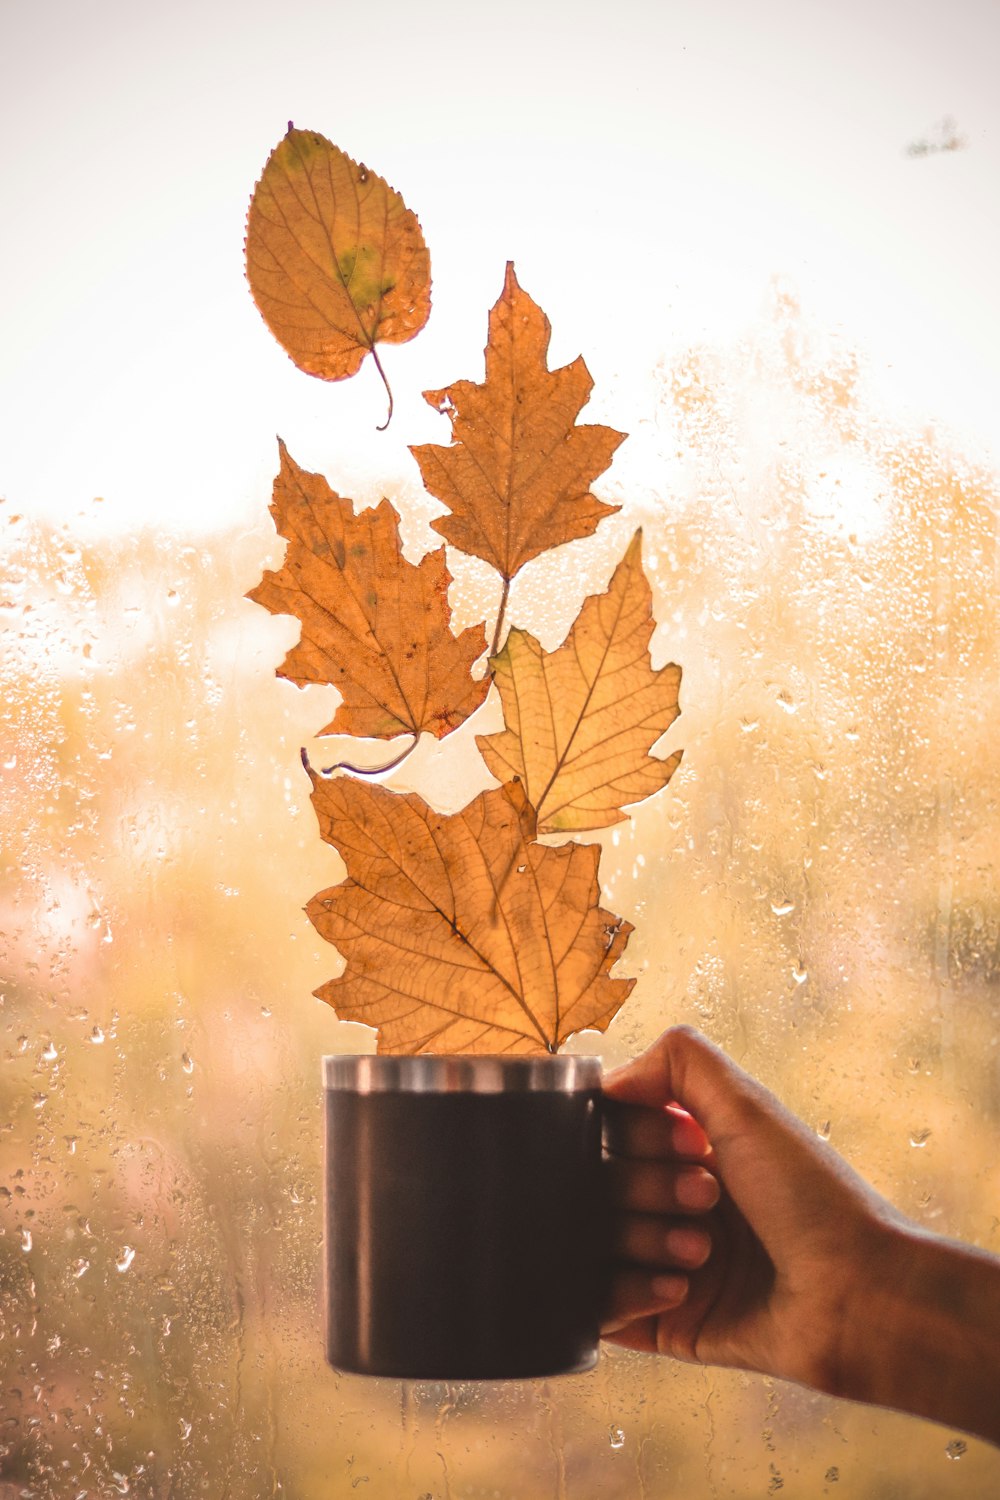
650, 1273, 688, 1304
676, 1168, 719, 1210
665, 1225, 711, 1264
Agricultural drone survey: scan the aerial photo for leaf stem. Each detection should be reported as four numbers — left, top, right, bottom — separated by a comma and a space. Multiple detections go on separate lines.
323, 734, 418, 777
371, 345, 394, 431
490, 575, 512, 657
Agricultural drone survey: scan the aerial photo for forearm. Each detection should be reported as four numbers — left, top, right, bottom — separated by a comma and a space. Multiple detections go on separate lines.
833, 1220, 1000, 1445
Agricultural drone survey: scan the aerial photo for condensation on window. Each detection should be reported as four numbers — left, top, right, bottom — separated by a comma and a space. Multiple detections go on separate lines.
2, 291, 999, 1498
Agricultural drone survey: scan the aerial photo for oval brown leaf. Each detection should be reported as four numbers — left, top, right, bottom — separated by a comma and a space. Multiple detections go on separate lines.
246, 127, 431, 423
306, 776, 634, 1054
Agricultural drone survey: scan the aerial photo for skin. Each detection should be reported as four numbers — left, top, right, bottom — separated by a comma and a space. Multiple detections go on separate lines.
602, 1025, 1000, 1446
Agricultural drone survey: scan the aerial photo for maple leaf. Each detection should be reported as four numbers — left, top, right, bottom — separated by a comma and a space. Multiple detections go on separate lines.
306, 776, 634, 1055
477, 530, 682, 833
411, 263, 625, 648
245, 127, 431, 427
247, 441, 489, 743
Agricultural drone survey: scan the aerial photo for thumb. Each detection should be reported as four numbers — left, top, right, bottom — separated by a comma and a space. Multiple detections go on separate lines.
604, 1024, 765, 1148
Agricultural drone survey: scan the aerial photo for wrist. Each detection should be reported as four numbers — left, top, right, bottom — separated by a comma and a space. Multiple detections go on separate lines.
830, 1216, 1000, 1444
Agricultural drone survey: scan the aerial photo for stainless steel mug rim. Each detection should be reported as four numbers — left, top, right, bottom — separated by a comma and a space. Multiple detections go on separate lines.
322, 1053, 602, 1093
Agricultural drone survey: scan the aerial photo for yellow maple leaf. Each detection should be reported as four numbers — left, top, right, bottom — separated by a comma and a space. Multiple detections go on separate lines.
477, 531, 682, 832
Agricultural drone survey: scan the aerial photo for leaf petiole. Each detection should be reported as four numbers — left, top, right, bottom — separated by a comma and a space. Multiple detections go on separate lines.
371, 345, 394, 432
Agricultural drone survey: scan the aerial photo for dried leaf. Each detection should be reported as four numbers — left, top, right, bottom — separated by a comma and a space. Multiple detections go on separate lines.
411, 264, 625, 634
245, 127, 430, 423
248, 441, 488, 741
478, 531, 682, 832
307, 776, 634, 1054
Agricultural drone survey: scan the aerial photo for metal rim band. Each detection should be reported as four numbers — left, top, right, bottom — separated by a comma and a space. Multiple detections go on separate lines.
322, 1054, 602, 1094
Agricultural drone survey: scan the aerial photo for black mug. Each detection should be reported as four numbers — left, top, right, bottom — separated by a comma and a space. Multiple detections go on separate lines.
323, 1054, 605, 1380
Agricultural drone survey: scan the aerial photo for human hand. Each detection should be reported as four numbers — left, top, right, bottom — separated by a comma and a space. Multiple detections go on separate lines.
601, 1025, 904, 1395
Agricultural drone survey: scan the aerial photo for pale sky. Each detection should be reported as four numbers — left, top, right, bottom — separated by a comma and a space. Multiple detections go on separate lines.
1, 0, 997, 531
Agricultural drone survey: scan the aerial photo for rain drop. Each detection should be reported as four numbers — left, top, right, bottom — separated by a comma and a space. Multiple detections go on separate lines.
817, 1120, 831, 1141
89, 1026, 105, 1045
609, 1424, 625, 1450
20, 1228, 32, 1252
116, 1245, 136, 1273
792, 963, 808, 985
945, 1440, 966, 1461
181, 1053, 194, 1075
771, 898, 795, 916
909, 1128, 931, 1149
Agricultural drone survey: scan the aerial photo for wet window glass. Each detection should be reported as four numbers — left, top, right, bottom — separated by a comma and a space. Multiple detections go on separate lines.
3, 3, 999, 1495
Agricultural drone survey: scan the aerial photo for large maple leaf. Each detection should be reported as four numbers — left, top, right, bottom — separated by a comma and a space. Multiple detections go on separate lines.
477, 531, 682, 833
245, 127, 431, 425
306, 776, 634, 1054
247, 441, 489, 741
411, 263, 625, 646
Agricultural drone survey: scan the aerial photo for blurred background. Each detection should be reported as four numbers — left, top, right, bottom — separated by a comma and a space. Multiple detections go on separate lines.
2, 0, 999, 1495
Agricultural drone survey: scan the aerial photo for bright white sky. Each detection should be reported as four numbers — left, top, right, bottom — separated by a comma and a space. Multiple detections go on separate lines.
1, 0, 997, 531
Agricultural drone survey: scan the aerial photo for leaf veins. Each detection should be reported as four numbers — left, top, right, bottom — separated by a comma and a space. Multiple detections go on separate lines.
247, 441, 489, 742
306, 776, 635, 1055
245, 127, 431, 426
411, 263, 625, 648
477, 530, 683, 832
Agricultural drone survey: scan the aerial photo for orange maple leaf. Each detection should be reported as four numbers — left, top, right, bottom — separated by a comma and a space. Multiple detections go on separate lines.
248, 441, 489, 742
306, 776, 634, 1054
411, 264, 625, 646
478, 531, 683, 832
245, 127, 431, 426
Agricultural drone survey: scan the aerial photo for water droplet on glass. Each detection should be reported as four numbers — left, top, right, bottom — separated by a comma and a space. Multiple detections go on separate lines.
89, 1026, 105, 1045
909, 1128, 931, 1148
111, 1472, 130, 1494
72, 1258, 90, 1279
817, 1120, 831, 1141
260, 1006, 272, 1018
181, 1052, 194, 1075
825, 1467, 839, 1482
20, 1228, 32, 1252
792, 963, 808, 984
116, 1245, 136, 1273
179, 1419, 192, 1441
945, 1440, 967, 1460
609, 1424, 625, 1450
776, 691, 796, 714
771, 897, 795, 916
41, 1042, 58, 1062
